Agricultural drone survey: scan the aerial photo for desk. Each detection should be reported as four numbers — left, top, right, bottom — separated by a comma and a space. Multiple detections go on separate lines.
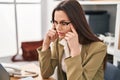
0, 56, 56, 80
10, 77, 55, 80
10, 63, 55, 80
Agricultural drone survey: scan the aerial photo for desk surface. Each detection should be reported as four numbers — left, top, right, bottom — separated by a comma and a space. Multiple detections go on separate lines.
0, 56, 55, 80
10, 63, 55, 80
10, 77, 55, 80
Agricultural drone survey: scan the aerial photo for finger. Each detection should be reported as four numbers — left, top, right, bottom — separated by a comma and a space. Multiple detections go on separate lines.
48, 29, 58, 41
49, 29, 56, 33
65, 32, 74, 38
51, 24, 56, 30
64, 36, 69, 41
69, 24, 77, 35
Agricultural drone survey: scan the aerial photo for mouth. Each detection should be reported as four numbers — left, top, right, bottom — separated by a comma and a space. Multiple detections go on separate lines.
58, 32, 65, 36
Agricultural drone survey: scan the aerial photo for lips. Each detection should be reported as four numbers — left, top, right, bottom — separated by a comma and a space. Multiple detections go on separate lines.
58, 32, 65, 36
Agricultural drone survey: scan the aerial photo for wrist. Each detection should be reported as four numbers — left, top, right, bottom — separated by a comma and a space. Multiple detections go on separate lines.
70, 48, 81, 57
41, 42, 50, 51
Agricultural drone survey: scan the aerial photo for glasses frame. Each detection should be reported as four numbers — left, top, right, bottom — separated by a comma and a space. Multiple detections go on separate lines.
51, 20, 71, 27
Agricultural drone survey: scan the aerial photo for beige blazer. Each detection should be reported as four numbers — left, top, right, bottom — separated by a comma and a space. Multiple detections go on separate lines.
37, 39, 107, 80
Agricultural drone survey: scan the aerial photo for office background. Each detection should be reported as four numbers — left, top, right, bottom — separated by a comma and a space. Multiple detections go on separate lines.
0, 0, 120, 67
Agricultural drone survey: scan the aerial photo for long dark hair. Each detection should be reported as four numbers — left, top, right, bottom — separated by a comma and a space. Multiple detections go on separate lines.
52, 0, 102, 44
52, 0, 106, 69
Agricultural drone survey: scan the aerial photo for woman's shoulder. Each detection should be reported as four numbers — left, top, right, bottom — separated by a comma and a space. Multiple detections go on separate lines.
91, 41, 107, 52
84, 41, 107, 53
84, 41, 107, 47
90, 41, 107, 48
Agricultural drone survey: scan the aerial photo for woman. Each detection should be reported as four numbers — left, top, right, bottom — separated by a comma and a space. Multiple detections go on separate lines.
37, 0, 107, 80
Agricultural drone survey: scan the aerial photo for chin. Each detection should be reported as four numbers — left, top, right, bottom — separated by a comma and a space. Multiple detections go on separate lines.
59, 36, 64, 39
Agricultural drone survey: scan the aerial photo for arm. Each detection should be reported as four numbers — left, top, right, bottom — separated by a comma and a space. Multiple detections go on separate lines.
65, 42, 107, 80
37, 25, 58, 79
37, 47, 58, 79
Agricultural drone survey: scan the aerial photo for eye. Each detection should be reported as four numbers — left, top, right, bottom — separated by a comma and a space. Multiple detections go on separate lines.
61, 22, 70, 26
61, 22, 67, 25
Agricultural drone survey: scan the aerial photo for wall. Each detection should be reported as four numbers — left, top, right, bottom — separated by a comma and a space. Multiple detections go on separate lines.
119, 31, 120, 49
0, 0, 42, 57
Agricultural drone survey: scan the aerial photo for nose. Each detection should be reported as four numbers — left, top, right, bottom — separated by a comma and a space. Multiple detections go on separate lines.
56, 24, 62, 31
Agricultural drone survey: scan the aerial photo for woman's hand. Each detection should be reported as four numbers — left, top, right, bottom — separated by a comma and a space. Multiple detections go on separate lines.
64, 24, 81, 57
42, 26, 58, 51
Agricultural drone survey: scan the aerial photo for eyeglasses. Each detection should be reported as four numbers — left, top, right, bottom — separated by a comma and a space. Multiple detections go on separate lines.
51, 20, 71, 27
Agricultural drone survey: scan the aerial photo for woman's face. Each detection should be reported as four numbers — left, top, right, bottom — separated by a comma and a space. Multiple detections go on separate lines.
53, 10, 71, 39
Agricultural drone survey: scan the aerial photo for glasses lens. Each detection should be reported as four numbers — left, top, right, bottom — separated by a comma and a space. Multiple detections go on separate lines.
60, 22, 71, 26
50, 20, 71, 27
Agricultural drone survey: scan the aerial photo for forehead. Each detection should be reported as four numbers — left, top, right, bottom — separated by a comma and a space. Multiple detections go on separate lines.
54, 10, 69, 21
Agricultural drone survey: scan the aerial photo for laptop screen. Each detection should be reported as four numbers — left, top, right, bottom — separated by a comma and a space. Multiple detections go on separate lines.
0, 64, 10, 80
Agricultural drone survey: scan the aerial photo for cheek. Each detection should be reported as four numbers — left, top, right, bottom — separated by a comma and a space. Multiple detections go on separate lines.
65, 27, 71, 33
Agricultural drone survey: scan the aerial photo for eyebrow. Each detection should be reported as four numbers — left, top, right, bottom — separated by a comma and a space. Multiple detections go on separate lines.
54, 20, 70, 22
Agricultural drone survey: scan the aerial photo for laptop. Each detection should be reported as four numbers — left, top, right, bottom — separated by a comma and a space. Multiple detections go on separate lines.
0, 64, 10, 80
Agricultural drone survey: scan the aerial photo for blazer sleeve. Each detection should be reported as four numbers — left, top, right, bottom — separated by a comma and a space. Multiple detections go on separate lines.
37, 47, 58, 79
64, 42, 107, 80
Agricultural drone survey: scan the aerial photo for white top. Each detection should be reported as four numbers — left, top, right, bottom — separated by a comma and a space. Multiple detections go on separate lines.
59, 39, 70, 72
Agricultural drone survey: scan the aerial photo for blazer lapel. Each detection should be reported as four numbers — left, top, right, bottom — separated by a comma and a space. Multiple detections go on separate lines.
58, 43, 64, 63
